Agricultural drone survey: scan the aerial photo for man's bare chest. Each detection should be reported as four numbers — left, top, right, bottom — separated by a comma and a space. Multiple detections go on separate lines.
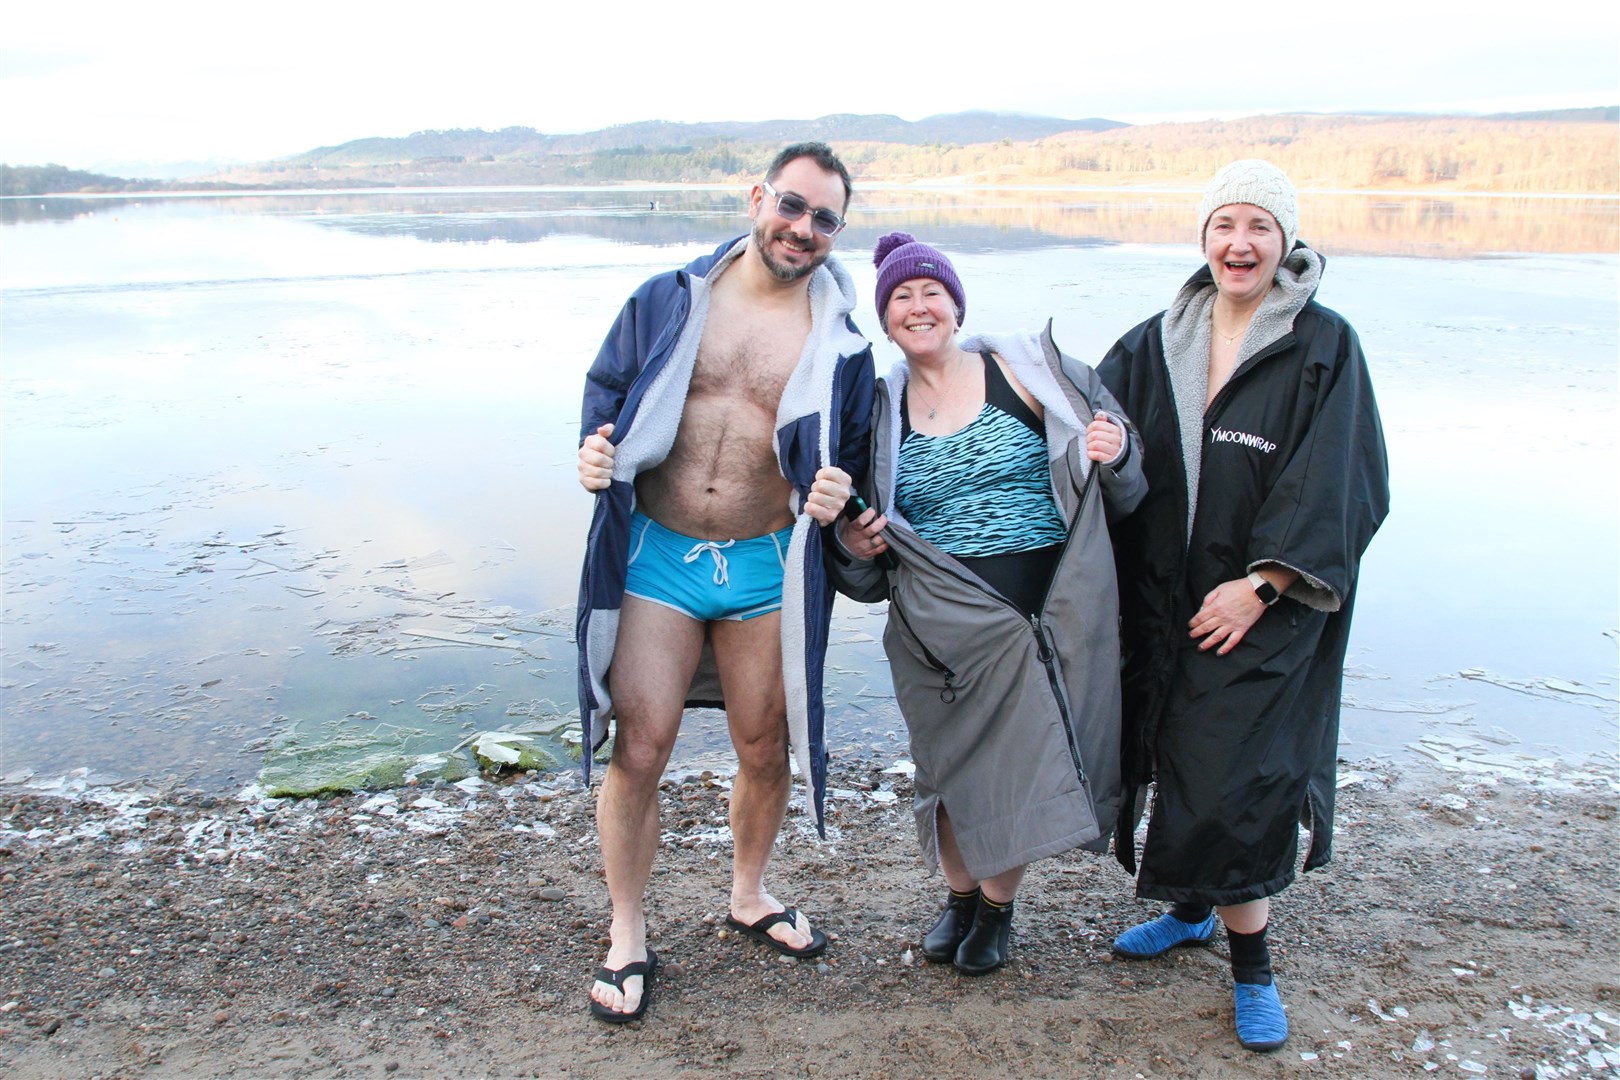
689, 310, 807, 412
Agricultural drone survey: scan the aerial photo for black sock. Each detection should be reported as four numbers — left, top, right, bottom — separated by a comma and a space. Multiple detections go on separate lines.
1228, 925, 1273, 985
1170, 902, 1212, 924
948, 887, 978, 903
980, 893, 1012, 910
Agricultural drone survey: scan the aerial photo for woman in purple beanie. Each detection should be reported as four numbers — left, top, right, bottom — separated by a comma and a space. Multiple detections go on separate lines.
830, 232, 1146, 974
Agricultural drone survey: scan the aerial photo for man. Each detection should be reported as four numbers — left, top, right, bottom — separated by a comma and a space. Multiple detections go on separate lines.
574, 143, 874, 1023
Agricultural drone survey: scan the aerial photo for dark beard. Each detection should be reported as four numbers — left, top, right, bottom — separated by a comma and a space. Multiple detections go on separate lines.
752, 218, 825, 282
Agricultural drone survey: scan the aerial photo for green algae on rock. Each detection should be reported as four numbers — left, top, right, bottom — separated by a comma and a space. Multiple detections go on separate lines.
256, 721, 474, 797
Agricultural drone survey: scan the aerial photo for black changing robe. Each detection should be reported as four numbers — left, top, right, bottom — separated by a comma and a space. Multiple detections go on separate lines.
1098, 246, 1390, 906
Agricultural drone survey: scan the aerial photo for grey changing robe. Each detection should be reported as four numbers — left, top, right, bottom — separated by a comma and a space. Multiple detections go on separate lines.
831, 325, 1146, 880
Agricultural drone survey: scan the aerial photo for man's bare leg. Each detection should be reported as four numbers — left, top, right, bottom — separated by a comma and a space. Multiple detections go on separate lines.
710, 612, 815, 951
590, 597, 704, 1016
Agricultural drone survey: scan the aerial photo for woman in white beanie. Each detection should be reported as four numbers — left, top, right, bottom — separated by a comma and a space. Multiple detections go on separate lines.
1096, 160, 1390, 1052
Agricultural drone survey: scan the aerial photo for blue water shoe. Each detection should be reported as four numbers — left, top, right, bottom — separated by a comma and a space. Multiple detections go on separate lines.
1111, 911, 1217, 959
1233, 980, 1289, 1051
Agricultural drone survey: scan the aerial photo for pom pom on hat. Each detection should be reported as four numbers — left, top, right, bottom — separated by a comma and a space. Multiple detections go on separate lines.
872, 231, 966, 328
1197, 159, 1298, 254
873, 231, 916, 268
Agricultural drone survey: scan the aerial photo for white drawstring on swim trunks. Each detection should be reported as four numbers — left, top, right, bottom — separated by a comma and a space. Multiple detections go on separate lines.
683, 539, 735, 586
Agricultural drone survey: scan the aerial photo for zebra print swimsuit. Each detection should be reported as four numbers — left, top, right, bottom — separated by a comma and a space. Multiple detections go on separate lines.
897, 352, 1068, 616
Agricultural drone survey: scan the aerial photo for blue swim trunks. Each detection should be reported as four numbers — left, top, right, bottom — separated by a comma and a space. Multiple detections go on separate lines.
624, 511, 792, 622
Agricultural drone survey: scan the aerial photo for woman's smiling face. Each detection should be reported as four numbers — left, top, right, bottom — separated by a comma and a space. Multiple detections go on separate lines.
884, 276, 959, 359
1204, 203, 1285, 307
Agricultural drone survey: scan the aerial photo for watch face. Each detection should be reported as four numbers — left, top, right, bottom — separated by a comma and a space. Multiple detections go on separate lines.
1255, 580, 1280, 605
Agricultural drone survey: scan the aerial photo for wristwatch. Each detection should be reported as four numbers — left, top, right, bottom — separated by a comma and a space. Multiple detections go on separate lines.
1247, 571, 1281, 606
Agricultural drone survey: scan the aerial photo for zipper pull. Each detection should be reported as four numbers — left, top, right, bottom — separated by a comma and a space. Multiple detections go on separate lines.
1031, 615, 1053, 663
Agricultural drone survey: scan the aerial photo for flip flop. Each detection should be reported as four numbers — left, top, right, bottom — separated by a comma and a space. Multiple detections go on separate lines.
724, 908, 828, 959
588, 948, 659, 1024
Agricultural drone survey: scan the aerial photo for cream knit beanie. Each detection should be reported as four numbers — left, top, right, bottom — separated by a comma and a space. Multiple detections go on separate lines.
1198, 159, 1298, 253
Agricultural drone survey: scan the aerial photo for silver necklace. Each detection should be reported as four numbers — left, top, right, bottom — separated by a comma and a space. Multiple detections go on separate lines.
1213, 308, 1252, 347
910, 354, 964, 420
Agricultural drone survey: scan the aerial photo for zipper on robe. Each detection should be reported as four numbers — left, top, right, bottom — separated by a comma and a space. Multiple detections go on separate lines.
1032, 612, 1086, 785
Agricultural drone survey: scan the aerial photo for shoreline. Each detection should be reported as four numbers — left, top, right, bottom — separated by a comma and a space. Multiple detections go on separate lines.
3, 750, 1615, 1078
12, 182, 1620, 201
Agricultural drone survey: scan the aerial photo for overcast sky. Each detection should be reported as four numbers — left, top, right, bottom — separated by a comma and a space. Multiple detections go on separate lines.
3, 0, 1616, 172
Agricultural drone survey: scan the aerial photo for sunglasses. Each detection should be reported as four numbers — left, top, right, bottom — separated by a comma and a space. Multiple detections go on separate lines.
761, 181, 846, 237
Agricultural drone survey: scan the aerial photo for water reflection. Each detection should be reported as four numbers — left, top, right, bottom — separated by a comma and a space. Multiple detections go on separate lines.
5, 186, 1616, 257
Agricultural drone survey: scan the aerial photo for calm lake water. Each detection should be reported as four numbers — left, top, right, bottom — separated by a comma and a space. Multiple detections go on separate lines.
3, 187, 1616, 790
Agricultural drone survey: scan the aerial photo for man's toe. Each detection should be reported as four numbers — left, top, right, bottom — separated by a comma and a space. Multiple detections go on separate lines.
595, 976, 641, 1016
771, 912, 811, 950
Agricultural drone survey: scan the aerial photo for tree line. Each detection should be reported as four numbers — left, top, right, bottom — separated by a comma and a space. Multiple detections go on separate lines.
0, 164, 249, 197
856, 115, 1618, 193
218, 115, 1620, 195
6, 113, 1616, 196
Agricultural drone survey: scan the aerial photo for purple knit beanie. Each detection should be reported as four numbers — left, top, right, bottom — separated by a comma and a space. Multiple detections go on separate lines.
873, 232, 966, 329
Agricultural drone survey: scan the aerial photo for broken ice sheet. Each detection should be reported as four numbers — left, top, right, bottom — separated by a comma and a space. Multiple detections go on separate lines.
406, 550, 454, 571
1455, 668, 1617, 708
469, 731, 558, 772
401, 628, 522, 650
1367, 998, 1403, 1021
1407, 738, 1549, 780
356, 793, 399, 816
1343, 696, 1466, 715
502, 709, 575, 736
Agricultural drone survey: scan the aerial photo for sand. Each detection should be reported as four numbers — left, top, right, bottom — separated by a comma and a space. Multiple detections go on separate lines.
2, 751, 1616, 1079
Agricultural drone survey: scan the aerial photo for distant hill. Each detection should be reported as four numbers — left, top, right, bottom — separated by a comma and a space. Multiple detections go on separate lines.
991, 112, 1619, 193
228, 109, 1616, 196
283, 111, 1123, 168
4, 107, 1615, 195
0, 163, 178, 197
1481, 106, 1618, 123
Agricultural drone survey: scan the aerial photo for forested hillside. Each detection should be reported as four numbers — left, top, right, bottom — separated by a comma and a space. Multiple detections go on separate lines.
6, 109, 1616, 195
881, 114, 1618, 192
224, 112, 1620, 195
0, 164, 171, 196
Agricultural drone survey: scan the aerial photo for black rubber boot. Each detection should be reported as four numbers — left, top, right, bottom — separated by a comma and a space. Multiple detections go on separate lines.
920, 888, 979, 963
954, 895, 1014, 975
